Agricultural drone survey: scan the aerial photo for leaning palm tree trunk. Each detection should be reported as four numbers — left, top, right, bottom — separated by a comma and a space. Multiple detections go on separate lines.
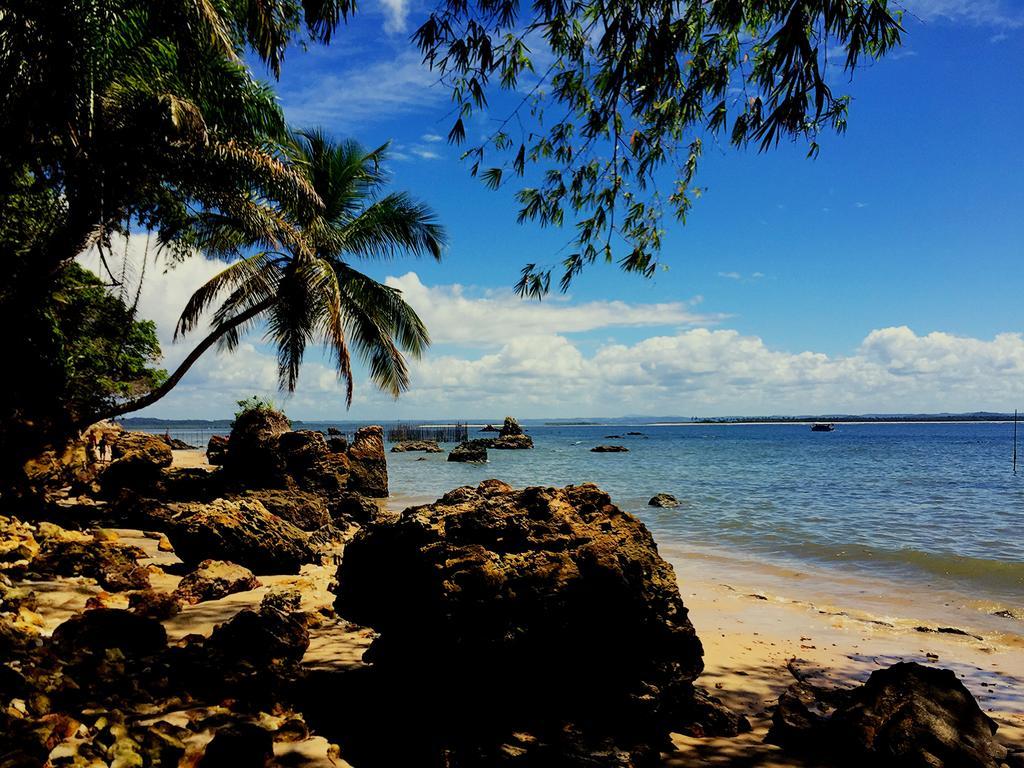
76, 298, 273, 430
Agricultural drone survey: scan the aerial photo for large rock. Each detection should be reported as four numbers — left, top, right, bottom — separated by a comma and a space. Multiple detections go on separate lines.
223, 407, 292, 488
346, 425, 388, 497
488, 434, 534, 449
334, 481, 706, 763
448, 440, 488, 463
157, 498, 317, 575
173, 559, 261, 605
648, 493, 679, 508
51, 608, 167, 657
591, 445, 629, 453
27, 527, 150, 591
499, 416, 524, 437
206, 434, 229, 465
767, 662, 1007, 768
237, 488, 332, 531
101, 431, 173, 493
277, 430, 350, 493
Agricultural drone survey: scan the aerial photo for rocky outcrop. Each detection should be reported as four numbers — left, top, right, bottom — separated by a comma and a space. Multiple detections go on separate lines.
237, 488, 332, 531
206, 434, 229, 465
479, 424, 499, 432
51, 608, 167, 657
154, 498, 317, 575
173, 559, 261, 605
448, 440, 488, 463
224, 407, 292, 487
278, 430, 350, 493
346, 425, 388, 497
331, 491, 382, 525
101, 431, 173, 493
767, 662, 1007, 768
499, 416, 524, 436
26, 526, 150, 591
649, 493, 679, 508
334, 481, 708, 764
391, 440, 443, 453
591, 445, 629, 453
488, 434, 534, 449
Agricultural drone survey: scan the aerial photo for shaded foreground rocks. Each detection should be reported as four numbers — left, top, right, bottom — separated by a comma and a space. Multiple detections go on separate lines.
330, 481, 733, 765
767, 661, 1007, 768
448, 440, 488, 463
151, 497, 316, 574
649, 493, 679, 508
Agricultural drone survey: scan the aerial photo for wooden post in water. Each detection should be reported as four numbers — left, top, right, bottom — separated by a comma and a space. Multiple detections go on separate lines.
1014, 409, 1018, 475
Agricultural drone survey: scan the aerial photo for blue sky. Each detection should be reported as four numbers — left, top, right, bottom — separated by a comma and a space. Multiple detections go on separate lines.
102, 0, 1024, 420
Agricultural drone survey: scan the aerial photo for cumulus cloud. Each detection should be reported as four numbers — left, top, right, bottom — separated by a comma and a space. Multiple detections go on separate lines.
385, 272, 724, 346
906, 0, 1024, 28
78, 243, 1024, 419
379, 0, 409, 33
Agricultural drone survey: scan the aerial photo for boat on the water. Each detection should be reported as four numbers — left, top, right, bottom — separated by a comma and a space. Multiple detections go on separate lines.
810, 422, 836, 432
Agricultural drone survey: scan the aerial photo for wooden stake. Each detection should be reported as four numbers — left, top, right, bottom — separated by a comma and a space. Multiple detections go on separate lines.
1014, 409, 1018, 475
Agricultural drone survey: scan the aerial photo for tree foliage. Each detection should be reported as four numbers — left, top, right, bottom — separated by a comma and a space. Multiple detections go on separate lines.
413, 0, 903, 295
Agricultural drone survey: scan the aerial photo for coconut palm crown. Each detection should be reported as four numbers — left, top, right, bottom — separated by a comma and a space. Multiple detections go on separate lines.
102, 132, 446, 419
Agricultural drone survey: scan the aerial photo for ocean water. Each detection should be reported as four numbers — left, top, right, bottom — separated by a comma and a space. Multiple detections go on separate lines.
385, 423, 1024, 610
156, 420, 1024, 625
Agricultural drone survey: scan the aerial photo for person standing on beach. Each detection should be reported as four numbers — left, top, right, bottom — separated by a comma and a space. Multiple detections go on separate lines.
86, 431, 98, 464
97, 434, 109, 463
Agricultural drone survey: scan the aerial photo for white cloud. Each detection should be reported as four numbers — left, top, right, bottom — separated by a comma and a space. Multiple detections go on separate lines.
718, 271, 742, 280
280, 50, 442, 130
385, 272, 723, 346
76, 246, 1024, 419
422, 133, 444, 142
717, 271, 765, 282
379, 0, 409, 33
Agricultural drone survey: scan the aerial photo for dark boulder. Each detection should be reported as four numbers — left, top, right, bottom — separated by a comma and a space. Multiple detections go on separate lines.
767, 662, 1007, 768
347, 425, 388, 497
173, 559, 261, 605
331, 491, 382, 525
158, 498, 317, 575
277, 430, 350, 493
591, 445, 629, 453
488, 434, 534, 449
51, 608, 167, 656
648, 494, 679, 508
327, 427, 342, 436
334, 481, 707, 764
391, 440, 443, 453
207, 598, 309, 669
198, 723, 273, 768
101, 431, 173, 493
448, 440, 489, 463
129, 589, 181, 620
327, 435, 348, 453
223, 407, 292, 488
479, 424, 499, 432
206, 434, 229, 465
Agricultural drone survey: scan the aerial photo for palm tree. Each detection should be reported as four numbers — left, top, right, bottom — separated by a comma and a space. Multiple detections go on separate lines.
91, 132, 446, 422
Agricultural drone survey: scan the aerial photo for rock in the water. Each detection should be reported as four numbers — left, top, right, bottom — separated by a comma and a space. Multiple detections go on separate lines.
173, 559, 261, 605
489, 434, 534, 449
591, 445, 629, 453
158, 498, 316, 575
648, 493, 679, 508
327, 427, 342, 436
334, 481, 706, 763
347, 425, 388, 497
448, 440, 488, 463
238, 488, 332, 531
479, 424, 499, 432
391, 440, 443, 453
101, 431, 173, 493
767, 662, 1007, 768
206, 434, 229, 465
499, 416, 524, 436
51, 608, 167, 656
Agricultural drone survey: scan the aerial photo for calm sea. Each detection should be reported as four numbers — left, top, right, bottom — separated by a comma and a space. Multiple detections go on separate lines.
152, 420, 1024, 628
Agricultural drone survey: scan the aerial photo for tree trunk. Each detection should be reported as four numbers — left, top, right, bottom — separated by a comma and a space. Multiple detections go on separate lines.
76, 299, 273, 430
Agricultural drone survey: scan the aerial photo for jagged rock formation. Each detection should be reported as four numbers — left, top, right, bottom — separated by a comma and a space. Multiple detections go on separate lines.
334, 481, 717, 765
447, 440, 488, 463
346, 425, 388, 497
767, 661, 1007, 768
591, 445, 629, 453
206, 434, 228, 465
101, 430, 174, 493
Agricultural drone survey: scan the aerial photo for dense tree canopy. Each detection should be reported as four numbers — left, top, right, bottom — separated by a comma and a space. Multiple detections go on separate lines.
414, 0, 903, 295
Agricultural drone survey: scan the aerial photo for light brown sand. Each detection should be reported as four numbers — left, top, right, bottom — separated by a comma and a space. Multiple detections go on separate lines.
170, 449, 212, 470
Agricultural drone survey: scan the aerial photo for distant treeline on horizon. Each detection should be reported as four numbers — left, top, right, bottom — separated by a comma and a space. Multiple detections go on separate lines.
118, 411, 1021, 429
